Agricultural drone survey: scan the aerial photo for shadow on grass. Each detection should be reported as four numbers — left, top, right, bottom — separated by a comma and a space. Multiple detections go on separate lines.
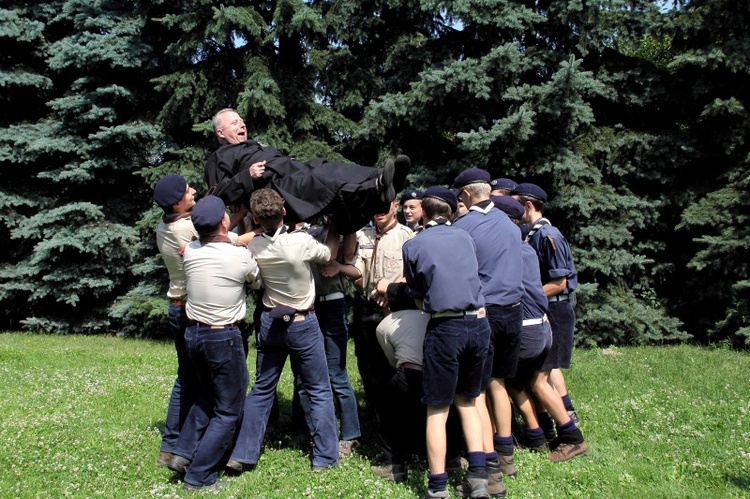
726, 474, 750, 490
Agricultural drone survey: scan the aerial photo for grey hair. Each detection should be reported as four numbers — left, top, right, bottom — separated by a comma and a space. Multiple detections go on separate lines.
212, 108, 236, 132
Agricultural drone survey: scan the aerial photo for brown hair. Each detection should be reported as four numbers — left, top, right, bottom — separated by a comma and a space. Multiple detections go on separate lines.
250, 189, 284, 230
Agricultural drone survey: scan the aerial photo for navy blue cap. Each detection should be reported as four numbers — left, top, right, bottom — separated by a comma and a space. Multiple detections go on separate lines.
400, 189, 423, 206
490, 178, 518, 191
153, 174, 187, 210
454, 168, 491, 188
191, 195, 226, 232
512, 182, 548, 202
491, 195, 525, 219
422, 186, 458, 213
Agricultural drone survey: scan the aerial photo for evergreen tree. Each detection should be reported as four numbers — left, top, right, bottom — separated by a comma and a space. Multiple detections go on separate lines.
352, 0, 687, 344
0, 1, 161, 333
668, 0, 750, 346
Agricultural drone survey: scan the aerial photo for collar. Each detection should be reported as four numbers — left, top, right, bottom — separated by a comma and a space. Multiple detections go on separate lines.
376, 218, 398, 236
198, 234, 233, 245
162, 212, 192, 224
261, 225, 288, 241
468, 200, 493, 214
425, 218, 452, 228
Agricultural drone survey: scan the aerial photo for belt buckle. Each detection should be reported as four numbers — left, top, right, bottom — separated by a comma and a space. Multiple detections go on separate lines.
476, 308, 486, 319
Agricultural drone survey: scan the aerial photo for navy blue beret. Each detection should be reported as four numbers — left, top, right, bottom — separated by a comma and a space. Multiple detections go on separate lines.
400, 189, 424, 206
491, 195, 525, 219
191, 195, 226, 232
153, 174, 187, 209
422, 186, 458, 213
454, 168, 491, 188
512, 182, 548, 202
490, 178, 518, 191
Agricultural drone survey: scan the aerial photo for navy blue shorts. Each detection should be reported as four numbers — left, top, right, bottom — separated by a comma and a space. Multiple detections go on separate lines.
422, 315, 490, 407
506, 321, 553, 391
542, 296, 576, 371
480, 303, 523, 388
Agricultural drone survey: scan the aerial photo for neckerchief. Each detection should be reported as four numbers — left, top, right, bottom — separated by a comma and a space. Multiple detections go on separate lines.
425, 217, 452, 228
468, 200, 493, 214
524, 217, 550, 243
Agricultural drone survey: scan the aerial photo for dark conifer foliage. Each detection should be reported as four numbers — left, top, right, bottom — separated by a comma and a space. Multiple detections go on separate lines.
0, 1, 747, 346
0, 1, 161, 333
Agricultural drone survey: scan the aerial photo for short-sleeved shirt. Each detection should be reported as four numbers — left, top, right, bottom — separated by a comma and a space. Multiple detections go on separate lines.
453, 201, 524, 306
354, 222, 413, 298
156, 217, 238, 300
249, 226, 331, 310
402, 223, 485, 314
520, 243, 548, 320
526, 217, 578, 293
306, 225, 349, 297
184, 240, 261, 324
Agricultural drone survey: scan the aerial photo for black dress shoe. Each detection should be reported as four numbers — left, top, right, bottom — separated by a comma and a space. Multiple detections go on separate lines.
378, 159, 396, 203
393, 155, 411, 192
167, 454, 190, 476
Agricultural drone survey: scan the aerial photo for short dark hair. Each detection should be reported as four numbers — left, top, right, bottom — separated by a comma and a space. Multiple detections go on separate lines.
421, 196, 452, 221
516, 195, 545, 212
250, 189, 284, 229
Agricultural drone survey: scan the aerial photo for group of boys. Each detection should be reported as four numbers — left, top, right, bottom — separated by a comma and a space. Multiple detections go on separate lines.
151, 108, 587, 497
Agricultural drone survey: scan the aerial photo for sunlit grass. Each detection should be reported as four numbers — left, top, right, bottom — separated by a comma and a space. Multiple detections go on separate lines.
0, 333, 748, 498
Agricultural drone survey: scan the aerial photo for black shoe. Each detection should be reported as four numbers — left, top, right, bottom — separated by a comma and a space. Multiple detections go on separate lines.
394, 155, 411, 192
183, 479, 231, 492
225, 459, 255, 475
156, 451, 172, 468
167, 454, 190, 476
378, 159, 396, 203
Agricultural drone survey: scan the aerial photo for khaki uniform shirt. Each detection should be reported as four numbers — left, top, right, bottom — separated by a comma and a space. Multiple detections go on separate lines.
354, 223, 413, 299
156, 217, 238, 300
184, 239, 261, 325
249, 227, 331, 310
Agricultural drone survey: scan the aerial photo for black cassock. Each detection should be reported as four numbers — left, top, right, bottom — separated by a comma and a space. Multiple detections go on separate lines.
204, 140, 386, 234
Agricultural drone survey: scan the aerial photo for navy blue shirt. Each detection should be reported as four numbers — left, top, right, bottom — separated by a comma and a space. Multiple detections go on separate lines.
453, 201, 524, 306
526, 218, 578, 293
402, 223, 485, 314
520, 243, 548, 320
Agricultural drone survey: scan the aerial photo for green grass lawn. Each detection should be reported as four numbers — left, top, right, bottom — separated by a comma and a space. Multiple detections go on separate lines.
0, 333, 748, 498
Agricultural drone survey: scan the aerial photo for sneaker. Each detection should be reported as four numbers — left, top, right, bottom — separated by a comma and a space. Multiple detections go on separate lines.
372, 462, 407, 482
455, 476, 490, 498
156, 451, 172, 467
424, 488, 450, 499
378, 159, 396, 203
338, 439, 358, 458
487, 469, 507, 498
567, 409, 580, 425
225, 459, 255, 475
457, 474, 504, 498
548, 441, 589, 462
167, 454, 190, 476
497, 454, 517, 478
183, 479, 230, 492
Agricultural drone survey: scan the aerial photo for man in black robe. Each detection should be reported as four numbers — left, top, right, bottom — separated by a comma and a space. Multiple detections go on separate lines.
204, 108, 409, 235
